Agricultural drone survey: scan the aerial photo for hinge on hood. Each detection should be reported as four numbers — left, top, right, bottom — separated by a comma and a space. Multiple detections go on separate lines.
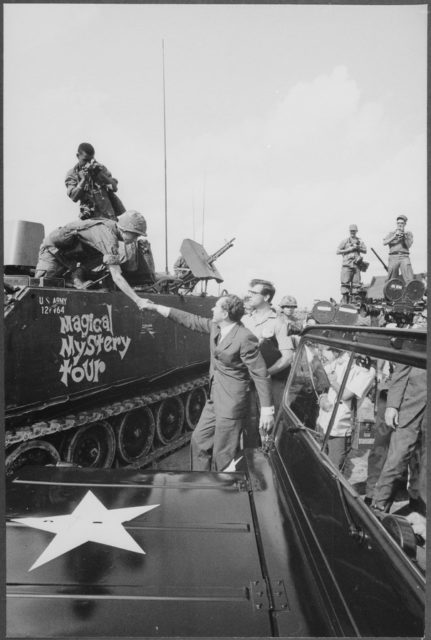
249, 579, 270, 611
269, 578, 289, 611
249, 578, 289, 612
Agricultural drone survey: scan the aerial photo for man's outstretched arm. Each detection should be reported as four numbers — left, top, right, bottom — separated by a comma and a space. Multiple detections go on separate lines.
139, 299, 212, 334
108, 264, 149, 310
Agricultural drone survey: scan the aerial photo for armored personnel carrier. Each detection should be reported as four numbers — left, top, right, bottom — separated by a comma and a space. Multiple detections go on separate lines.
4, 220, 234, 475
6, 323, 425, 637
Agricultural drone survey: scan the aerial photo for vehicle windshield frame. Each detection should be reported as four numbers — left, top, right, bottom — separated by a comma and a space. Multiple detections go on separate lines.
280, 325, 426, 446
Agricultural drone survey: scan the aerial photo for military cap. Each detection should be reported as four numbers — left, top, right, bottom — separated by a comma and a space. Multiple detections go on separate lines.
396, 215, 408, 223
280, 295, 298, 308
349, 224, 358, 231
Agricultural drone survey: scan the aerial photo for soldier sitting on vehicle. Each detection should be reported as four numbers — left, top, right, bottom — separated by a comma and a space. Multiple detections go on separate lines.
34, 210, 151, 311
118, 235, 156, 286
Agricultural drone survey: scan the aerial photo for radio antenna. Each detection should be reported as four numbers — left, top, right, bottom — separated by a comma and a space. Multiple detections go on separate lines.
201, 170, 206, 246
162, 39, 169, 273
192, 196, 196, 240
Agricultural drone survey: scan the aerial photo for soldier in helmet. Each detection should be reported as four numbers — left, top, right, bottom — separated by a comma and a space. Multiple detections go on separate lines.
65, 142, 125, 221
383, 215, 414, 282
336, 224, 367, 304
34, 210, 150, 311
278, 295, 302, 335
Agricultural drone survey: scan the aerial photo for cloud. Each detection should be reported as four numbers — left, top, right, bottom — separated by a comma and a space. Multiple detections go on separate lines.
4, 63, 426, 308
160, 67, 426, 304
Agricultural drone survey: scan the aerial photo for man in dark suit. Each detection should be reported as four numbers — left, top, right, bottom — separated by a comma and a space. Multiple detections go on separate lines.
373, 365, 426, 513
141, 294, 274, 471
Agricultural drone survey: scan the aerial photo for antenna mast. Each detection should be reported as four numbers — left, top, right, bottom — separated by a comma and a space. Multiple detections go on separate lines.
192, 196, 196, 240
201, 171, 206, 246
162, 39, 169, 273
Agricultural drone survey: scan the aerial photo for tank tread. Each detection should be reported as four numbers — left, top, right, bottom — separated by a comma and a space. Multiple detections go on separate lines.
127, 432, 192, 469
6, 374, 209, 448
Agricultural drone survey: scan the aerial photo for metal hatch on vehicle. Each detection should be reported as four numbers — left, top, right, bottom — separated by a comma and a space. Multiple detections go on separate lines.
7, 466, 274, 638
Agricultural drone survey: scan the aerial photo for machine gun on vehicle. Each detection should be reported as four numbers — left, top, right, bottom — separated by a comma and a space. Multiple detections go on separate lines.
144, 237, 235, 295
370, 247, 388, 272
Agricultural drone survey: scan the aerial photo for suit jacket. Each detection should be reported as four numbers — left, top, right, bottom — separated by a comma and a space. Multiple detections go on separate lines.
168, 307, 273, 418
387, 364, 426, 426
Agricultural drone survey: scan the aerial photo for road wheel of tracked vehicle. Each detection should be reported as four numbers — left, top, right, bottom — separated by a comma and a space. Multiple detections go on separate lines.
6, 440, 60, 476
184, 387, 207, 430
64, 421, 116, 468
155, 397, 185, 444
116, 407, 156, 465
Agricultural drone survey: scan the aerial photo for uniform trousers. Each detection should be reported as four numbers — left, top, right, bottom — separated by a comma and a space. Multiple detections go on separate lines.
190, 395, 244, 472
373, 406, 426, 510
340, 265, 361, 296
387, 254, 414, 282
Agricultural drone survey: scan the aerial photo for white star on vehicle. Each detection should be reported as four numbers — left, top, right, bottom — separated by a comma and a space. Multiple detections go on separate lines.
12, 490, 159, 571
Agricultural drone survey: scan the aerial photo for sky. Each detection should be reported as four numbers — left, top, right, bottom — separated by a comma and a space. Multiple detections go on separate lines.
4, 3, 427, 307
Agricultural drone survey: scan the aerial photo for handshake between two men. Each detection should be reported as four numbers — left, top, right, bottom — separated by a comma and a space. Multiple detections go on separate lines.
139, 295, 275, 471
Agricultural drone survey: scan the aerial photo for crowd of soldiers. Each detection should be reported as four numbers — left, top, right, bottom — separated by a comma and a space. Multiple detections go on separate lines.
34, 142, 426, 529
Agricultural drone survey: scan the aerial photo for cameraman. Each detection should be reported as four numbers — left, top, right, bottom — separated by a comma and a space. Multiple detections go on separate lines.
336, 224, 367, 304
65, 142, 125, 221
383, 215, 414, 282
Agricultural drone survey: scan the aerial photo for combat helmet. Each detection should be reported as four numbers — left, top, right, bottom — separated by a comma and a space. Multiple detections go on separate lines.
280, 295, 298, 308
117, 210, 147, 236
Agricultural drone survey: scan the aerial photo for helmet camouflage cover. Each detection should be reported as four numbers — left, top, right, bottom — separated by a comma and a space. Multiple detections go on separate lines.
280, 295, 297, 308
117, 210, 147, 236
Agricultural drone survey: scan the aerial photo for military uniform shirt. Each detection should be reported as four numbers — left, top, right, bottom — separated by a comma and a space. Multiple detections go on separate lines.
337, 237, 367, 266
243, 308, 294, 354
383, 229, 413, 255
44, 219, 123, 266
65, 162, 119, 220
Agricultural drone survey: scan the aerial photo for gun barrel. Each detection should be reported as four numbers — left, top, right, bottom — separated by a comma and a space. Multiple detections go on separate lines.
208, 238, 236, 264
371, 247, 388, 272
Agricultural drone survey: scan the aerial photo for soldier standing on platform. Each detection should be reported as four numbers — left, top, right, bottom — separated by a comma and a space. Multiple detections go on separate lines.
383, 215, 414, 282
336, 224, 367, 304
65, 142, 125, 221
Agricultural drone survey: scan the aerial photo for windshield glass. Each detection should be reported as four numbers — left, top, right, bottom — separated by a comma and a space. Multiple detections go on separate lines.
283, 336, 426, 570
